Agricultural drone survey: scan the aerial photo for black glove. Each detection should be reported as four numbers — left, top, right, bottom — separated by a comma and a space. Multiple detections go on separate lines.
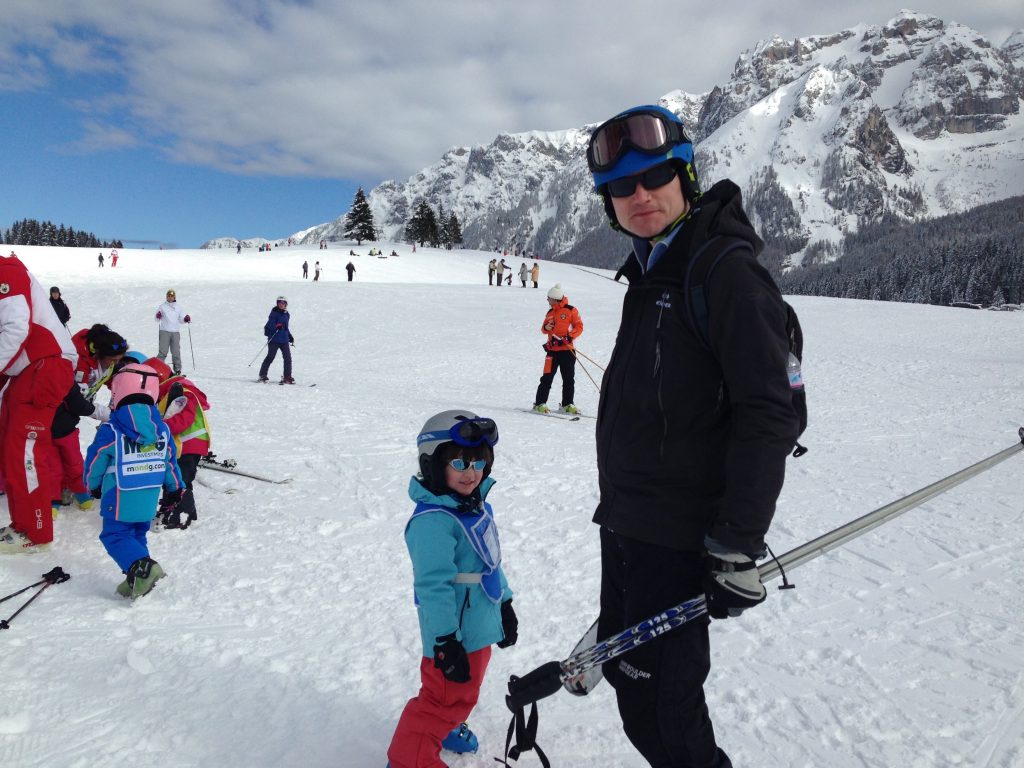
158, 489, 185, 528
433, 633, 470, 683
702, 542, 766, 619
90, 487, 102, 499
496, 599, 518, 648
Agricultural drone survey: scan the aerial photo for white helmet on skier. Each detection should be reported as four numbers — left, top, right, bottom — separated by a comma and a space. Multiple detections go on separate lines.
416, 410, 499, 493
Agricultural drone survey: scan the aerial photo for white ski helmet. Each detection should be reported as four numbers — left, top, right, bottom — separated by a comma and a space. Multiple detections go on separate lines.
416, 410, 499, 492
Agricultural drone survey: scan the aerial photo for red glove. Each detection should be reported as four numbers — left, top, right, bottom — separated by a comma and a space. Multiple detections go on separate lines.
184, 314, 191, 323
275, 323, 283, 329
155, 311, 162, 319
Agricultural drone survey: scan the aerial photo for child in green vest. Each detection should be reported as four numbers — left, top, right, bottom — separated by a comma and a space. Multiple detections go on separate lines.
144, 358, 212, 529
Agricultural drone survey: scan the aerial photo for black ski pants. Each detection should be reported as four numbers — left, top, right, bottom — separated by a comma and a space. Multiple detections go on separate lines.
598, 527, 732, 768
534, 349, 575, 407
259, 342, 292, 379
173, 453, 200, 523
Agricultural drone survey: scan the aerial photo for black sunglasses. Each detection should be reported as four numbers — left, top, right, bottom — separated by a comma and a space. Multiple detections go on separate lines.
606, 163, 678, 198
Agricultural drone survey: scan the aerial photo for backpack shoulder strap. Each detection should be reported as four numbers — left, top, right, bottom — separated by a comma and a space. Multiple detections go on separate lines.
684, 236, 756, 350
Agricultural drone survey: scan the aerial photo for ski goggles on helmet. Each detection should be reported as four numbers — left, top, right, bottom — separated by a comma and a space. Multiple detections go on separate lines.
418, 417, 499, 450
587, 109, 691, 173
449, 458, 488, 472
606, 162, 678, 198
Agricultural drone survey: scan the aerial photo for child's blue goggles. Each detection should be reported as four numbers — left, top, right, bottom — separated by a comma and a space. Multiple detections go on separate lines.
419, 417, 499, 449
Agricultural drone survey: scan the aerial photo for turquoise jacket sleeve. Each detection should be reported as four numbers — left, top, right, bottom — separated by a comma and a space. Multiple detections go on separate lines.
407, 513, 461, 644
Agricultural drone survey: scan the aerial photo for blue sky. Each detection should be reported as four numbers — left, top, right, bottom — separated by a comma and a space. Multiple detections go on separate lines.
1, 2, 1019, 248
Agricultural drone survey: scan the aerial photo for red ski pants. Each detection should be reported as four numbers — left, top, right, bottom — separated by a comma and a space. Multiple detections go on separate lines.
46, 429, 87, 500
0, 357, 74, 543
387, 646, 491, 768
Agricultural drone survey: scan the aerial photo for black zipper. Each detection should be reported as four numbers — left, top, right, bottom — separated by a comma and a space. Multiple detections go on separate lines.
458, 588, 470, 629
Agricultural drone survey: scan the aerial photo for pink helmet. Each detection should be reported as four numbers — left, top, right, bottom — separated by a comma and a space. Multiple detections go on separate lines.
110, 364, 161, 408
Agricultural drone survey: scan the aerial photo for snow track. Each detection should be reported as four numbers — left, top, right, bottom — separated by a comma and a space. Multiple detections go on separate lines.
0, 243, 1022, 767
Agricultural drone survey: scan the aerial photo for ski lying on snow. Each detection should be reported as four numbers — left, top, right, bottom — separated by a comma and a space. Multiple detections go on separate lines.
516, 407, 580, 422
198, 457, 292, 484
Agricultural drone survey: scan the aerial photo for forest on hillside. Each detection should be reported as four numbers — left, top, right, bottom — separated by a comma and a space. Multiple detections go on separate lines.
3, 218, 122, 249
775, 196, 1024, 306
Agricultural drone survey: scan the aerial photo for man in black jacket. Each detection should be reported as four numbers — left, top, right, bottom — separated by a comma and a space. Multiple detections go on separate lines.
587, 105, 801, 768
49, 287, 70, 326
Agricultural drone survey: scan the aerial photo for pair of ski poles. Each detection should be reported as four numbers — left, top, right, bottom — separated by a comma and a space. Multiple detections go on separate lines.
504, 427, 1024, 717
0, 567, 71, 630
569, 347, 603, 395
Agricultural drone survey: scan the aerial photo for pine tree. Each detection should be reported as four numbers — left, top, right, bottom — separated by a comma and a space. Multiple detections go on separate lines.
405, 200, 440, 247
443, 211, 463, 250
343, 187, 377, 245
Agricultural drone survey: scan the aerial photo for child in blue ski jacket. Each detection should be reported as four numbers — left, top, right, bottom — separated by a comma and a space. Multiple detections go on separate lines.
387, 410, 518, 768
84, 363, 184, 599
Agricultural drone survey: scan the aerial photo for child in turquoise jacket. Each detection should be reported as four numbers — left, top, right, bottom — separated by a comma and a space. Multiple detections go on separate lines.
84, 363, 184, 598
386, 410, 518, 768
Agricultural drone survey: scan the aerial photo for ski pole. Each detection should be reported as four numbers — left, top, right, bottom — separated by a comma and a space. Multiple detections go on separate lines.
507, 427, 1024, 709
0, 567, 71, 630
247, 339, 269, 367
574, 349, 605, 371
759, 426, 1024, 583
570, 348, 601, 394
187, 324, 196, 370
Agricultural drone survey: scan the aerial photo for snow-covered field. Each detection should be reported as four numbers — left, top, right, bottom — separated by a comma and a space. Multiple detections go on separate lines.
1, 241, 1022, 768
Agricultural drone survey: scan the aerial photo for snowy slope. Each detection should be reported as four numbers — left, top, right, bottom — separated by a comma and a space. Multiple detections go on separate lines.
1, 242, 1022, 768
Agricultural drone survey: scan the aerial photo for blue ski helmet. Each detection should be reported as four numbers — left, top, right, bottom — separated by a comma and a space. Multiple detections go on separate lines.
588, 105, 700, 212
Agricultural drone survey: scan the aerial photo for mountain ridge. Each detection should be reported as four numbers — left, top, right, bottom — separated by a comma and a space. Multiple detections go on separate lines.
206, 11, 1024, 268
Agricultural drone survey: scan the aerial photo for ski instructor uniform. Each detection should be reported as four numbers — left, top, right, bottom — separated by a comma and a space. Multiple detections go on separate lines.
588, 105, 801, 767
0, 252, 77, 551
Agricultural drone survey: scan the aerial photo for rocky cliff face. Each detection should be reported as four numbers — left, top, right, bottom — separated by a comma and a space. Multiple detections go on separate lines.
293, 11, 1024, 267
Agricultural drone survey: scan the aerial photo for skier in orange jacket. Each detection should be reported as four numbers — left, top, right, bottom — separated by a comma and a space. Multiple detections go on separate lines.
532, 283, 583, 415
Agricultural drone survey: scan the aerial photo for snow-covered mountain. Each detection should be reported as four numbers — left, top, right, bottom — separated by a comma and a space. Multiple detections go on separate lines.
290, 11, 1024, 267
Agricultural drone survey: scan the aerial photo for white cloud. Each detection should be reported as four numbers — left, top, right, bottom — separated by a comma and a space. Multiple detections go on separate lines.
0, 1, 1018, 182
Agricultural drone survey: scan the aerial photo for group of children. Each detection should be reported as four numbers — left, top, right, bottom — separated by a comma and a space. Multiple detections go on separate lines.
44, 321, 213, 598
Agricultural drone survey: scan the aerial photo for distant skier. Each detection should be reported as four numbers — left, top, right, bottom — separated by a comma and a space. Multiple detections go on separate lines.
530, 262, 540, 288
314, 261, 321, 281
345, 261, 356, 281
154, 288, 190, 376
488, 258, 496, 285
518, 262, 528, 287
49, 286, 71, 326
302, 260, 309, 279
258, 296, 294, 384
532, 283, 583, 415
386, 410, 517, 767
97, 252, 104, 267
